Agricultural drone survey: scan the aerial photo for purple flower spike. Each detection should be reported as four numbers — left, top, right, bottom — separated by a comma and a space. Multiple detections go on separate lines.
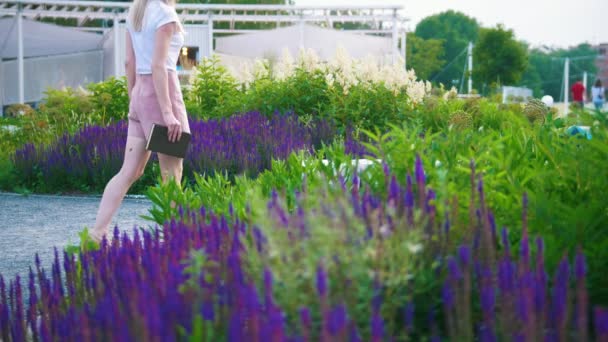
404, 301, 415, 332
442, 281, 454, 309
328, 304, 347, 335
458, 245, 471, 267
300, 307, 311, 328
415, 155, 425, 185
594, 307, 608, 339
447, 257, 462, 282
405, 174, 414, 207
371, 312, 384, 342
316, 264, 328, 298
575, 248, 586, 281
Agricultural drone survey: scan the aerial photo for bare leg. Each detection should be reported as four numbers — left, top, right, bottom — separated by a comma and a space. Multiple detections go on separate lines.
158, 153, 184, 186
90, 136, 151, 242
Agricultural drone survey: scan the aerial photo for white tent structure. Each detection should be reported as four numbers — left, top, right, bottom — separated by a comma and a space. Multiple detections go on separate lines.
216, 24, 400, 64
0, 17, 103, 114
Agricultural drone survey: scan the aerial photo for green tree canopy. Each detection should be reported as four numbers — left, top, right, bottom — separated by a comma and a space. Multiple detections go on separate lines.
406, 33, 444, 80
473, 25, 528, 91
518, 44, 598, 99
415, 10, 479, 87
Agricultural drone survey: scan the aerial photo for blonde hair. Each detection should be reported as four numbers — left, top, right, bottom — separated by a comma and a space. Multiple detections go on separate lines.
129, 0, 181, 32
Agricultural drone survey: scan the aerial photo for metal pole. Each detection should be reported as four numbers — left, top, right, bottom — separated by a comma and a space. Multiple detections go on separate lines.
401, 30, 406, 69
467, 41, 473, 95
17, 6, 25, 104
113, 13, 120, 76
564, 57, 569, 116
583, 71, 588, 102
208, 15, 214, 56
0, 61, 4, 116
391, 11, 398, 64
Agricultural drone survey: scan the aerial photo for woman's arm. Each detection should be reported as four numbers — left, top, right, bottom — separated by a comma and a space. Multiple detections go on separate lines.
152, 22, 181, 142
125, 32, 136, 98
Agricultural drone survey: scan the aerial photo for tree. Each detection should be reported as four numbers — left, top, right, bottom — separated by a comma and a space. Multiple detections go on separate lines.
415, 10, 479, 87
405, 33, 445, 80
473, 25, 528, 91
518, 44, 598, 99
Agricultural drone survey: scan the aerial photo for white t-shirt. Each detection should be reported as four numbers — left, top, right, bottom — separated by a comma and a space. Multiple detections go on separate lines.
591, 86, 605, 102
126, 0, 184, 74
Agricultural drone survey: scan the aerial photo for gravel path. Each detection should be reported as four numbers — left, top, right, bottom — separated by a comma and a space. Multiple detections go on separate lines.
0, 192, 155, 279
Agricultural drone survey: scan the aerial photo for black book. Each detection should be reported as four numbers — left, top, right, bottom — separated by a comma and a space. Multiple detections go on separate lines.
145, 124, 191, 158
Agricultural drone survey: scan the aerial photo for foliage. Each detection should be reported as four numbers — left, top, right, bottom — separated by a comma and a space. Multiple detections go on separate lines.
519, 43, 599, 99
405, 32, 445, 80
2, 155, 607, 341
473, 25, 529, 92
6, 112, 336, 194
186, 49, 432, 132
415, 10, 480, 87
187, 56, 241, 120
86, 76, 130, 122
347, 116, 608, 306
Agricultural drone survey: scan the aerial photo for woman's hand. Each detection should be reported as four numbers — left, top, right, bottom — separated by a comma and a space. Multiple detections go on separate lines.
163, 112, 182, 143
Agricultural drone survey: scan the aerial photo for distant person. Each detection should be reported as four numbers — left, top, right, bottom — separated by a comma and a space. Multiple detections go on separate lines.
571, 79, 585, 108
89, 0, 189, 243
591, 79, 605, 112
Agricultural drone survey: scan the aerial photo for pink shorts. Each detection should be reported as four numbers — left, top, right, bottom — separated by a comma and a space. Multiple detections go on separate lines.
127, 70, 191, 141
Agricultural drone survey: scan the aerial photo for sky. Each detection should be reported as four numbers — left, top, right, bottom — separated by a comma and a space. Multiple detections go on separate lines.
295, 0, 608, 49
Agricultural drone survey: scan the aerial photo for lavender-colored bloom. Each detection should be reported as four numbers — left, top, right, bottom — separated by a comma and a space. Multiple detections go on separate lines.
405, 174, 414, 208
349, 324, 362, 342
404, 301, 415, 332
458, 245, 471, 267
595, 307, 608, 338
551, 257, 570, 326
478, 325, 497, 342
575, 248, 586, 281
327, 304, 347, 335
316, 264, 328, 298
447, 257, 462, 282
498, 258, 515, 293
371, 312, 384, 341
300, 307, 311, 328
415, 155, 425, 185
442, 281, 454, 309
480, 283, 495, 323
388, 175, 399, 206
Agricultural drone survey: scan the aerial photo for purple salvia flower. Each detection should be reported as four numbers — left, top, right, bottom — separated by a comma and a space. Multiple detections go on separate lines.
447, 257, 462, 282
520, 233, 530, 269
405, 174, 414, 208
594, 307, 608, 340
480, 281, 495, 321
442, 281, 454, 309
574, 247, 586, 281
370, 312, 384, 342
415, 155, 426, 206
327, 304, 348, 336
459, 245, 471, 267
316, 264, 328, 298
498, 258, 515, 293
575, 247, 588, 342
478, 325, 497, 342
299, 306, 312, 342
349, 323, 362, 342
488, 212, 496, 245
551, 257, 570, 336
388, 175, 399, 207
404, 301, 415, 332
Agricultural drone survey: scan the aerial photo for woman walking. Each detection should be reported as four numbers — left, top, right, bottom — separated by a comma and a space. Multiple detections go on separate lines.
90, 0, 190, 243
591, 79, 605, 112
